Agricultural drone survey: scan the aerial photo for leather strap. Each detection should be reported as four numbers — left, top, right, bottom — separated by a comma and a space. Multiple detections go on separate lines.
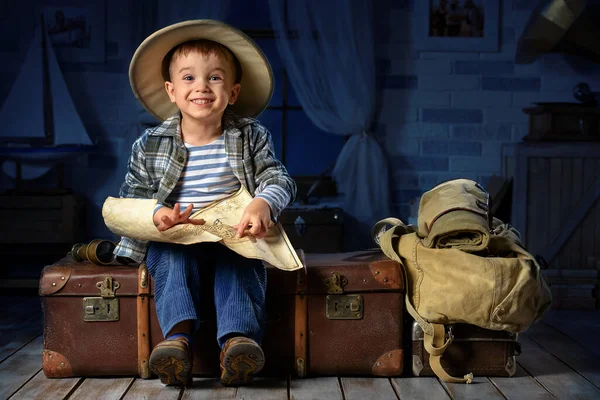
426, 323, 473, 383
374, 218, 474, 384
294, 249, 308, 378
137, 262, 151, 378
376, 220, 433, 335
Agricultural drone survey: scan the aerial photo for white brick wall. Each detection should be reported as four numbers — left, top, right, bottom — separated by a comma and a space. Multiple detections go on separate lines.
452, 92, 512, 108
383, 89, 451, 108
484, 108, 529, 124
419, 75, 480, 91
389, 59, 452, 75
379, 0, 598, 218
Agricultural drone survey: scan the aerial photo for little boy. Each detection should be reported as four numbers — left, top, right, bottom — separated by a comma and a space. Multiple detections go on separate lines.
116, 20, 296, 387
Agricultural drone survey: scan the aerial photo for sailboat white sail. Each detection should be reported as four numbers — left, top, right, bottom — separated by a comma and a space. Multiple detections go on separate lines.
0, 16, 94, 180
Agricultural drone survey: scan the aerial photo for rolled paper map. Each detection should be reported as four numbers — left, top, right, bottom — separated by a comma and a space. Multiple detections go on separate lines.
102, 187, 303, 271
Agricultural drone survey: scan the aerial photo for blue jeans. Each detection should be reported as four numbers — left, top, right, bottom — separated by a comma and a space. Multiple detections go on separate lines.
146, 241, 267, 348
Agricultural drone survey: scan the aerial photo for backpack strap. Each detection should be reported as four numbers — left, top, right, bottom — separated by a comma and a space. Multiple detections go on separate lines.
425, 323, 474, 384
374, 218, 474, 384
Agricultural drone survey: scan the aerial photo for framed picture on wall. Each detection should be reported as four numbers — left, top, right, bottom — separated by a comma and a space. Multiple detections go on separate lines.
37, 0, 106, 63
414, 0, 500, 52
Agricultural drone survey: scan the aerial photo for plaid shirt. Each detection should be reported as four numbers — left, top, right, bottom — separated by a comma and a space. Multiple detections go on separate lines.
114, 111, 296, 262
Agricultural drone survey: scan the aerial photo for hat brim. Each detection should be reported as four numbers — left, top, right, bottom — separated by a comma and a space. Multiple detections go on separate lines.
515, 0, 585, 64
129, 20, 274, 120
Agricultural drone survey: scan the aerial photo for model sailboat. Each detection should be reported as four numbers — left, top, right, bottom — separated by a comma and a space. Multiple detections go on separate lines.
0, 16, 94, 181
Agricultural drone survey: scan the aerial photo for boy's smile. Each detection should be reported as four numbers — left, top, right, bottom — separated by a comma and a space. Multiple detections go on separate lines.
165, 51, 240, 126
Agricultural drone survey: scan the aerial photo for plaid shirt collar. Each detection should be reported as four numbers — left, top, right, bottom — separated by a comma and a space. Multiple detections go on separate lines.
148, 110, 247, 139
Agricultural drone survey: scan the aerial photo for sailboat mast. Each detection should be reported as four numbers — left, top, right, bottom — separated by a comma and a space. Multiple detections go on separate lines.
41, 13, 53, 146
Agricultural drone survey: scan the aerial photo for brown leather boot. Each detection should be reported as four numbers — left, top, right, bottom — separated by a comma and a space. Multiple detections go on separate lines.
149, 337, 193, 387
219, 337, 265, 386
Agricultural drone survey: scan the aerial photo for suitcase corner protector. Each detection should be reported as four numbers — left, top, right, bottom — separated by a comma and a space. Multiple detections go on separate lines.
42, 349, 73, 377
412, 354, 423, 376
372, 349, 403, 376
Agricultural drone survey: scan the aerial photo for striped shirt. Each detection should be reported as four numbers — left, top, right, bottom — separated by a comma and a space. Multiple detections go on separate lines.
159, 136, 289, 213
163, 136, 241, 211
114, 111, 297, 262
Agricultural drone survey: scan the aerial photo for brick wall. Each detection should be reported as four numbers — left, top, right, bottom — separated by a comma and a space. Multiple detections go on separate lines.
377, 0, 600, 221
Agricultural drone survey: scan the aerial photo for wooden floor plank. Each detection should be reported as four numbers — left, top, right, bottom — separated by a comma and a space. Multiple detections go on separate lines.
9, 370, 81, 400
123, 378, 182, 399
67, 377, 135, 400
542, 311, 600, 356
525, 321, 600, 389
290, 377, 342, 400
181, 377, 236, 399
0, 313, 42, 363
0, 336, 43, 400
518, 335, 600, 399
441, 378, 505, 400
489, 365, 554, 399
340, 378, 398, 400
391, 377, 450, 399
234, 377, 288, 400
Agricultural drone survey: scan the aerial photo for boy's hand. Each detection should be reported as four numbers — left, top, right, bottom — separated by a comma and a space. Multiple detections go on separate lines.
234, 198, 273, 239
154, 203, 205, 232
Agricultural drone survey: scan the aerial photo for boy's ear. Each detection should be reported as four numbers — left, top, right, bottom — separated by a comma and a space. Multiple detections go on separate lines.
165, 81, 176, 103
229, 83, 241, 105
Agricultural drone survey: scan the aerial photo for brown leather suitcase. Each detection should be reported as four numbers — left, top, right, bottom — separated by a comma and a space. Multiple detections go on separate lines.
411, 320, 521, 378
290, 250, 404, 377
40, 249, 404, 378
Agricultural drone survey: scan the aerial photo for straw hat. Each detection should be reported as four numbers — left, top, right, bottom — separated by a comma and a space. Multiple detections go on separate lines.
129, 19, 274, 120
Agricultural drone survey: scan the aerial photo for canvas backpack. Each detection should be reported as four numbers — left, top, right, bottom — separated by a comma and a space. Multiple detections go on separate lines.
373, 179, 552, 383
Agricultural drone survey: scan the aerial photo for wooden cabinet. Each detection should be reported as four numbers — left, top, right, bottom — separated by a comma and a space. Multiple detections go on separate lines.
502, 143, 600, 309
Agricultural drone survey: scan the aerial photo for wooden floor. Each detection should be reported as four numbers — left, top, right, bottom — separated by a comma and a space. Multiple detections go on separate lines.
1, 296, 600, 400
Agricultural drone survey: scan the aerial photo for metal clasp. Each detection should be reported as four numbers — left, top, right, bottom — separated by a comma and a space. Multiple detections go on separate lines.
97, 276, 120, 298
326, 294, 363, 320
83, 276, 120, 322
294, 216, 307, 236
323, 271, 347, 294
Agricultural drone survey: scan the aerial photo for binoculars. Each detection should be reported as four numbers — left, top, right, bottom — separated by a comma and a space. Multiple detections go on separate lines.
70, 239, 118, 266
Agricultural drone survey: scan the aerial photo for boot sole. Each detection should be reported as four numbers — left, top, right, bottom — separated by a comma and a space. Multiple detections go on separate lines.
149, 343, 192, 387
220, 341, 265, 386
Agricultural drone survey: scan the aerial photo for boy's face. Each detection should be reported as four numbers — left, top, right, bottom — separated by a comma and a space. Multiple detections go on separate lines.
164, 50, 241, 125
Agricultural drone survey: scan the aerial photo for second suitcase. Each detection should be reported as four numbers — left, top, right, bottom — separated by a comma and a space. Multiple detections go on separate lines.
411, 321, 520, 377
289, 250, 404, 377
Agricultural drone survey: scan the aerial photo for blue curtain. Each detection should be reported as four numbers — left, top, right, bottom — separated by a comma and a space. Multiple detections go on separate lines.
156, 0, 232, 28
268, 0, 392, 246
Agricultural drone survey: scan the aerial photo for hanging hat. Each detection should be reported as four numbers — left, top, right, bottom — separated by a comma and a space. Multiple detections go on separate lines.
515, 0, 587, 64
129, 19, 274, 120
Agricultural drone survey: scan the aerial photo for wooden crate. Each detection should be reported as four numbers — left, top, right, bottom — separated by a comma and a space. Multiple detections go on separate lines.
502, 143, 600, 309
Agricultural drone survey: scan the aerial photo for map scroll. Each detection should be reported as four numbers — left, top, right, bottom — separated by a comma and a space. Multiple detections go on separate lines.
102, 187, 303, 271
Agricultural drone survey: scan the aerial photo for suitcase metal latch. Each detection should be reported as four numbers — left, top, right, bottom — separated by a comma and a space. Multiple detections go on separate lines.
83, 277, 120, 322
323, 271, 347, 294
325, 294, 363, 320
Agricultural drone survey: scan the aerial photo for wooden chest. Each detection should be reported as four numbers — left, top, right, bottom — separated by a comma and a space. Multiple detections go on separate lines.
279, 204, 344, 253
502, 142, 600, 309
523, 104, 600, 142
0, 191, 85, 245
0, 191, 86, 287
